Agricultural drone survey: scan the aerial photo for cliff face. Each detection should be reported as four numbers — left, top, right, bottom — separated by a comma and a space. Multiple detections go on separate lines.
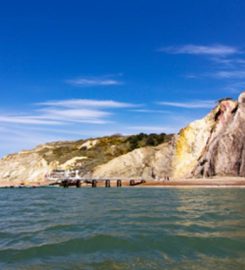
193, 92, 245, 177
0, 92, 245, 185
0, 133, 171, 185
92, 142, 175, 179
93, 92, 245, 180
0, 152, 50, 185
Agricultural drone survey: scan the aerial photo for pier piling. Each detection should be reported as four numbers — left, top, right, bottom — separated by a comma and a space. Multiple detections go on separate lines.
105, 179, 111, 188
76, 180, 81, 188
117, 179, 122, 187
63, 180, 69, 188
129, 180, 135, 186
92, 180, 97, 188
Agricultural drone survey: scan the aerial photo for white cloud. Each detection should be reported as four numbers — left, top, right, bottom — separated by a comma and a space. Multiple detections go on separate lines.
0, 116, 62, 125
0, 98, 136, 126
130, 109, 171, 114
39, 99, 136, 108
158, 100, 215, 109
66, 77, 122, 86
160, 44, 239, 57
39, 108, 111, 124
0, 110, 110, 125
40, 108, 110, 119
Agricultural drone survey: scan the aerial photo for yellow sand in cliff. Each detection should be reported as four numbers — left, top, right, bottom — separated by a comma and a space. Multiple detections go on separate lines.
172, 110, 217, 178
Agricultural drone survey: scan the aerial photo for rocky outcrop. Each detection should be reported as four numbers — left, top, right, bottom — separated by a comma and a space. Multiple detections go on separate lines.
193, 92, 245, 177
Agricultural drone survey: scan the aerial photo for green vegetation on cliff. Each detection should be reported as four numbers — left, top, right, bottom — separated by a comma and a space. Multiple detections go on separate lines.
37, 133, 173, 174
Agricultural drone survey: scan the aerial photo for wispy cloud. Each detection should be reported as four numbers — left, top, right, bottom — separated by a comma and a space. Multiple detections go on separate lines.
158, 100, 215, 109
130, 109, 171, 114
159, 44, 240, 57
0, 116, 62, 125
66, 75, 122, 86
40, 108, 110, 119
38, 108, 111, 124
38, 99, 136, 108
159, 43, 245, 88
0, 98, 137, 126
211, 57, 245, 67
0, 110, 111, 125
213, 70, 245, 79
224, 81, 245, 93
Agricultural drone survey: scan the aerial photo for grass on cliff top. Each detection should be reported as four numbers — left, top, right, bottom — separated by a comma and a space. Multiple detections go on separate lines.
38, 133, 173, 172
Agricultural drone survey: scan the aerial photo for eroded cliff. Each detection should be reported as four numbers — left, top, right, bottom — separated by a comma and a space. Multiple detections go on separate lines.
93, 92, 245, 179
193, 92, 245, 177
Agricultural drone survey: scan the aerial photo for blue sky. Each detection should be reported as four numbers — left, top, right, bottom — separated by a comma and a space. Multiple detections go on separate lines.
0, 0, 245, 157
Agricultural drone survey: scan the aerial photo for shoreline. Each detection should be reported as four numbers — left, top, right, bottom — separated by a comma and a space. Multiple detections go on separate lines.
1, 177, 245, 188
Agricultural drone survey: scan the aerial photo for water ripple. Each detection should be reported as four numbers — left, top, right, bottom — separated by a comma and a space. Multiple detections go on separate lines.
0, 188, 244, 269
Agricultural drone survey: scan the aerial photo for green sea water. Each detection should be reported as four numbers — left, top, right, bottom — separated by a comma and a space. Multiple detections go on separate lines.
0, 187, 244, 270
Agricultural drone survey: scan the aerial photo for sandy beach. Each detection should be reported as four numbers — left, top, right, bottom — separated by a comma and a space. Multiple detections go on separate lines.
141, 177, 245, 188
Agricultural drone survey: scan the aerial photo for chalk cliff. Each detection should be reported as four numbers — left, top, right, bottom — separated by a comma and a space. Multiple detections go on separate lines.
0, 92, 245, 185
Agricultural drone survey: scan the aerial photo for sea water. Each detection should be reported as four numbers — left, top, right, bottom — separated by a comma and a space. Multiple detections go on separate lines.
0, 187, 244, 270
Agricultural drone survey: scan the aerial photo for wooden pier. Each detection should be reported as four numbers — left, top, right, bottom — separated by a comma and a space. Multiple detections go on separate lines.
49, 178, 146, 188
